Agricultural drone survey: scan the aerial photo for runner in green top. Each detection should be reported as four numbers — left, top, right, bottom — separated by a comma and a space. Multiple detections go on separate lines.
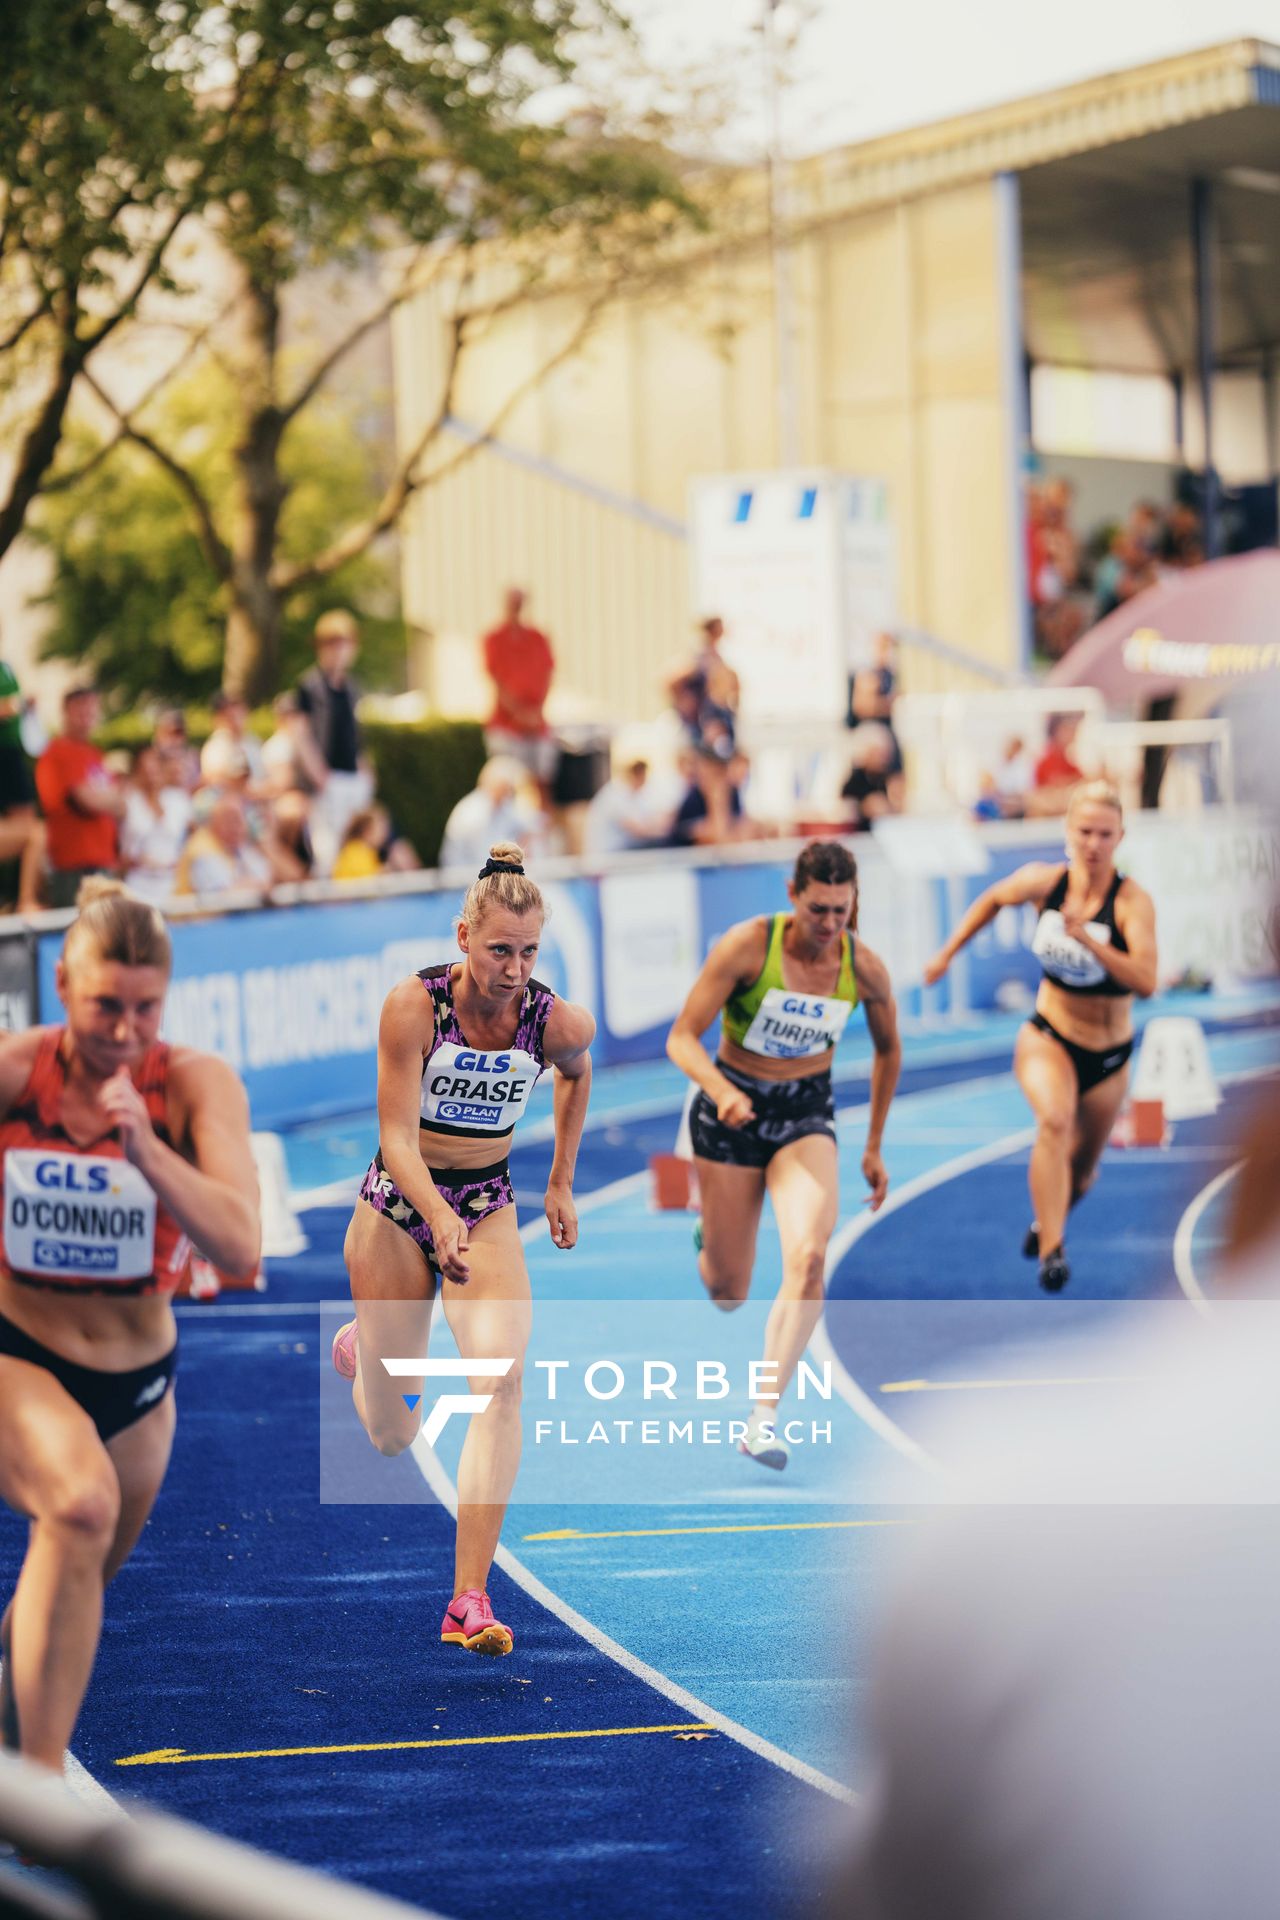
666, 840, 901, 1469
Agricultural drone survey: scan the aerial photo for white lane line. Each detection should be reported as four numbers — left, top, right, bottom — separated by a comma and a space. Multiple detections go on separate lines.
1172, 1161, 1244, 1314
408, 1437, 856, 1807
816, 1127, 1036, 1474
65, 1749, 121, 1813
0, 1663, 120, 1816
176, 1301, 317, 1317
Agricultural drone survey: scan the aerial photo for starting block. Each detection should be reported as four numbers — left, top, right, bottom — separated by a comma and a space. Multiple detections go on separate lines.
1130, 1016, 1220, 1121
1110, 1097, 1168, 1149
650, 1153, 699, 1211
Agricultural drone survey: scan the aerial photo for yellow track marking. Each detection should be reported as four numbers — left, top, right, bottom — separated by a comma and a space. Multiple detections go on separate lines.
522, 1520, 910, 1542
880, 1375, 1147, 1394
116, 1723, 713, 1767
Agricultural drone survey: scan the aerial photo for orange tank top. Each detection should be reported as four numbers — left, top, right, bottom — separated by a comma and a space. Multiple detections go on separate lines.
0, 1029, 191, 1295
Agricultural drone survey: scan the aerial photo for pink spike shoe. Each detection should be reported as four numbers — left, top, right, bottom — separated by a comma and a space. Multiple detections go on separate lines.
440, 1589, 513, 1657
331, 1319, 358, 1380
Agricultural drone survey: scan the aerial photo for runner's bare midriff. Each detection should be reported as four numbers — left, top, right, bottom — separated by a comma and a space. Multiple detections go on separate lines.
1035, 977, 1133, 1051
0, 1272, 177, 1370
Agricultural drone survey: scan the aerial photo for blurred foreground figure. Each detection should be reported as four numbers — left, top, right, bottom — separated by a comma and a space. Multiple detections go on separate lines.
827, 1082, 1280, 1920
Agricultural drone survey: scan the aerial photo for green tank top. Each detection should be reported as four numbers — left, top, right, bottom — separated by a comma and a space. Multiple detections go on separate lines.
722, 913, 859, 1063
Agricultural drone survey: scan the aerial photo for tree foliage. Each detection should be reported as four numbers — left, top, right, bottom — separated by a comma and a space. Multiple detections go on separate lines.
4, 2, 699, 699
31, 362, 405, 707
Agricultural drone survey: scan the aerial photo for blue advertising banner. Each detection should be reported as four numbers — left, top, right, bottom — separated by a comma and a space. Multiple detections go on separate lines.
37, 880, 601, 1128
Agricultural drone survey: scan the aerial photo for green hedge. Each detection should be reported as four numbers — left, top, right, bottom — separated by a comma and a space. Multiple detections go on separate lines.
96, 709, 486, 867
362, 717, 486, 866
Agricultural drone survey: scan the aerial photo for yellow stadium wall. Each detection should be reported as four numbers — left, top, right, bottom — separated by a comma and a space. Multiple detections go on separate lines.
393, 175, 1020, 721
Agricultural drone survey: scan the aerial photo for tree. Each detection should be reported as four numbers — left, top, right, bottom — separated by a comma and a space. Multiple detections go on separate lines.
14, 2, 695, 700
31, 361, 405, 707
0, 1, 231, 559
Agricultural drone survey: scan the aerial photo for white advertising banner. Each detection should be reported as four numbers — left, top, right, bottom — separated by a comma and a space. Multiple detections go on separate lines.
689, 471, 896, 725
600, 868, 701, 1039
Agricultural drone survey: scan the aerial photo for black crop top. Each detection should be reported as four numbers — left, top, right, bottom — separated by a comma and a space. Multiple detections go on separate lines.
1031, 868, 1130, 997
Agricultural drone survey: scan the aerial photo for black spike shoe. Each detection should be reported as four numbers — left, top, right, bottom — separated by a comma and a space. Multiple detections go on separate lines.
1038, 1246, 1070, 1293
1022, 1223, 1039, 1260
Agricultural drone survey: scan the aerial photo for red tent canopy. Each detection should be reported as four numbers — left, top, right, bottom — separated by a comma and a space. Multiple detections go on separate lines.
1049, 549, 1280, 706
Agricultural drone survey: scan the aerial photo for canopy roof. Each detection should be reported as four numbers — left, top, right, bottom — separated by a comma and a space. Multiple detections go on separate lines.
1049, 549, 1280, 703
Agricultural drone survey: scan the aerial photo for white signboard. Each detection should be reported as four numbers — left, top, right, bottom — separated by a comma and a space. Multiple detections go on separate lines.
600, 868, 701, 1038
689, 470, 895, 724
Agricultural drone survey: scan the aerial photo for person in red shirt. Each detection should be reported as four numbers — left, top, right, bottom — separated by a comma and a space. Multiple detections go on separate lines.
1030, 713, 1088, 816
35, 687, 124, 908
481, 588, 557, 791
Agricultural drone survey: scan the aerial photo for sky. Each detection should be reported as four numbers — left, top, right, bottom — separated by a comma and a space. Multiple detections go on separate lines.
626, 0, 1280, 156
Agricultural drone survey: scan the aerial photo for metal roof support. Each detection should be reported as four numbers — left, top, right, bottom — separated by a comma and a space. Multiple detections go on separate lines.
1191, 175, 1222, 557
995, 172, 1031, 672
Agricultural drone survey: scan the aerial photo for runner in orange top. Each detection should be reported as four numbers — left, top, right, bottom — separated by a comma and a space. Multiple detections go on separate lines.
0, 880, 259, 1771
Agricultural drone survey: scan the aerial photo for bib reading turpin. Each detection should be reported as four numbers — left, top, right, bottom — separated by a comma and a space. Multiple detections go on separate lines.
740, 989, 853, 1061
419, 1041, 543, 1133
1032, 910, 1112, 990
3, 1148, 157, 1282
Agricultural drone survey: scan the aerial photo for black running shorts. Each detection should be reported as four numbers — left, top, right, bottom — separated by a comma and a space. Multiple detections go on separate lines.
1028, 1012, 1133, 1096
0, 1309, 177, 1442
689, 1063, 836, 1170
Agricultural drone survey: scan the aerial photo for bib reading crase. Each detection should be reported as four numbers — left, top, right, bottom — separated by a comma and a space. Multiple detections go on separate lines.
3, 1148, 157, 1283
419, 1042, 544, 1134
740, 989, 853, 1062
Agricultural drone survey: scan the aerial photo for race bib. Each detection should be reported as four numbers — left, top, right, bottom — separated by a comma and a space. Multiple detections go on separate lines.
740, 989, 852, 1061
4, 1149, 157, 1283
420, 1042, 543, 1133
1032, 910, 1112, 989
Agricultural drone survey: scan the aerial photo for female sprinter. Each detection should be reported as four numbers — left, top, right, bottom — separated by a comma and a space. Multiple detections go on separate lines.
666, 840, 901, 1470
333, 845, 594, 1656
0, 880, 259, 1770
923, 779, 1157, 1291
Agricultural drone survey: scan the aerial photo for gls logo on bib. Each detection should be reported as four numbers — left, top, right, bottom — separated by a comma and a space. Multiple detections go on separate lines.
741, 988, 853, 1061
419, 1041, 544, 1132
3, 1149, 158, 1282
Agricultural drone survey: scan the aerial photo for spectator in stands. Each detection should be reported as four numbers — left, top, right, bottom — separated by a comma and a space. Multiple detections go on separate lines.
1028, 712, 1088, 815
584, 757, 675, 855
35, 685, 124, 908
174, 789, 304, 897
693, 615, 740, 727
261, 690, 322, 797
990, 734, 1034, 817
1028, 478, 1087, 661
438, 756, 546, 870
1161, 500, 1204, 568
297, 609, 375, 868
331, 802, 420, 880
152, 707, 202, 794
120, 743, 193, 903
270, 788, 316, 880
202, 689, 266, 791
0, 648, 45, 913
669, 744, 762, 847
667, 615, 739, 756
1093, 527, 1155, 620
848, 632, 903, 774
481, 586, 557, 794
842, 722, 904, 831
